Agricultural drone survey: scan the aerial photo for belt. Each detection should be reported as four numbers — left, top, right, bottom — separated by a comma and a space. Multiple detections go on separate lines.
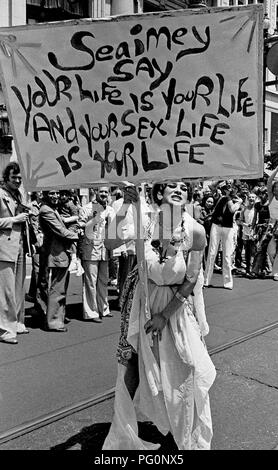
148, 279, 182, 288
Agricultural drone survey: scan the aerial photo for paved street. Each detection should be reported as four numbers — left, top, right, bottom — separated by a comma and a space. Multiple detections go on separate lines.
0, 264, 278, 451
0, 0, 276, 458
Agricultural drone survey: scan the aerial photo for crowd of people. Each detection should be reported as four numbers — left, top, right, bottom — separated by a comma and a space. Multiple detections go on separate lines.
1, 160, 278, 449
1, 161, 278, 344
191, 176, 278, 287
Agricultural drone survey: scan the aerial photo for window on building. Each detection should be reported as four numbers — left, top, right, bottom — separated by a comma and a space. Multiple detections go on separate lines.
271, 112, 278, 154
26, 0, 89, 23
143, 1, 185, 11
223, 0, 260, 5
144, 2, 163, 12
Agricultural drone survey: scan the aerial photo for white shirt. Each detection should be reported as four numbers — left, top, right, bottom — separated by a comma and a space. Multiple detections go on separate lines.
111, 198, 136, 256
80, 201, 115, 242
242, 207, 255, 240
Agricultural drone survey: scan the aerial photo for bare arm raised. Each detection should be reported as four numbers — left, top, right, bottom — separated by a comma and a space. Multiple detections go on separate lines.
227, 196, 243, 214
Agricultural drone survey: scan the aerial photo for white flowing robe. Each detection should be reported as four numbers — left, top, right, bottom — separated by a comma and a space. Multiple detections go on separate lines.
103, 211, 216, 450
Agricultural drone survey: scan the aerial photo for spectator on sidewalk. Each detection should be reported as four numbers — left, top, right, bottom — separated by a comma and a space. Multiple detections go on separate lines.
79, 186, 115, 323
195, 194, 216, 266
25, 191, 43, 304
0, 162, 30, 344
234, 211, 244, 272
251, 186, 271, 277
36, 190, 79, 332
111, 184, 137, 298
204, 184, 242, 290
238, 192, 256, 277
191, 188, 203, 220
108, 187, 126, 289
58, 190, 83, 276
70, 189, 82, 211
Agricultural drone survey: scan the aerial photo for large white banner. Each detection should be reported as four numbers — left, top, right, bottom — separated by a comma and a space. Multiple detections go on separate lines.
0, 5, 264, 190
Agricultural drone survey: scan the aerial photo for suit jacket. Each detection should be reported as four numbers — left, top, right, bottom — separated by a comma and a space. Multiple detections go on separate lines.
39, 203, 78, 268
0, 186, 25, 262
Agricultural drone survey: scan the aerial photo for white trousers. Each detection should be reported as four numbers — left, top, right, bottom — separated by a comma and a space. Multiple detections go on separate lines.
204, 223, 235, 289
267, 236, 278, 275
82, 260, 110, 319
0, 243, 26, 340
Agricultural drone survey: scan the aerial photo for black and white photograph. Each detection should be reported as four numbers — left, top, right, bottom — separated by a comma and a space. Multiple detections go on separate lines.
0, 0, 277, 457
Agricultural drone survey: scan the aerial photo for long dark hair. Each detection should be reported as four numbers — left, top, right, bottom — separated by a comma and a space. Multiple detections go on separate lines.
151, 182, 192, 205
2, 162, 20, 182
152, 183, 166, 206
202, 193, 215, 208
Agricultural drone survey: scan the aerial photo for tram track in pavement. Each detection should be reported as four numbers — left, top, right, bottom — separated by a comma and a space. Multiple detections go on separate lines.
1, 319, 278, 446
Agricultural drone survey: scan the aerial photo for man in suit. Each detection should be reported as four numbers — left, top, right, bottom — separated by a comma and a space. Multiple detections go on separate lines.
25, 191, 43, 303
36, 190, 79, 332
0, 162, 30, 344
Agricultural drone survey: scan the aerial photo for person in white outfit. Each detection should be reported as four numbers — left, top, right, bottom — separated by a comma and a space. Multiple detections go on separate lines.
102, 182, 216, 450
266, 166, 278, 280
203, 185, 242, 290
111, 186, 137, 297
238, 192, 256, 277
79, 187, 115, 322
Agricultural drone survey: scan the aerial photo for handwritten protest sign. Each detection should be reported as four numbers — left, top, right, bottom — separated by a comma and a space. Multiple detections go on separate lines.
0, 5, 263, 190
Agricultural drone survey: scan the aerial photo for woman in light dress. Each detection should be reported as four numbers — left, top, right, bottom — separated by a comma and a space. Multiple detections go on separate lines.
103, 182, 216, 450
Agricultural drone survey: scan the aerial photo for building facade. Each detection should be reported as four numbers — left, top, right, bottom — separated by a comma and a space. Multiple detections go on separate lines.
0, 0, 277, 177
